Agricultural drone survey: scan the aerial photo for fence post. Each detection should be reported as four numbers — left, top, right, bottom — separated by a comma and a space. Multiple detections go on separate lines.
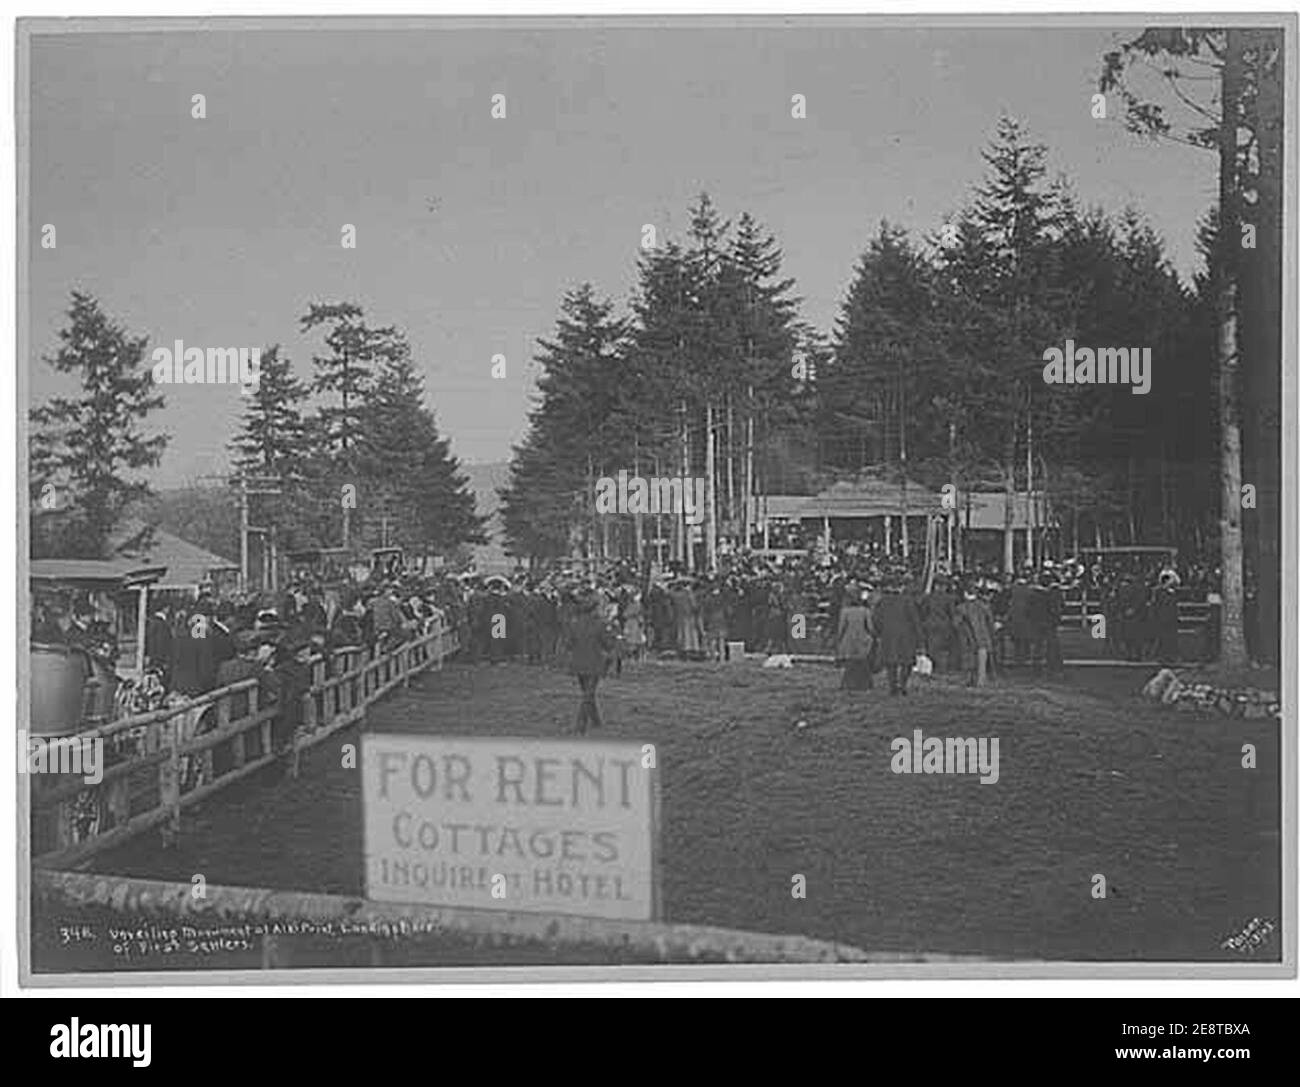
228, 689, 246, 769
292, 691, 314, 780
255, 684, 272, 762
159, 715, 181, 848
216, 691, 233, 778
106, 766, 131, 832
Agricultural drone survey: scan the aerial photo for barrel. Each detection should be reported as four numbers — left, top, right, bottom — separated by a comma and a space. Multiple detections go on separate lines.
29, 643, 89, 736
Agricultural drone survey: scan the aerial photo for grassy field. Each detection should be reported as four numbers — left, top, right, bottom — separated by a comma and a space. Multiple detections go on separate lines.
80, 656, 1281, 962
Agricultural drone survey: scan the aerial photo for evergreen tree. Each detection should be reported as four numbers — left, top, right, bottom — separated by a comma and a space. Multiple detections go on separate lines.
500, 283, 629, 561
356, 348, 486, 551
230, 344, 307, 477
301, 302, 403, 461
30, 291, 169, 558
300, 301, 405, 549
936, 116, 1073, 570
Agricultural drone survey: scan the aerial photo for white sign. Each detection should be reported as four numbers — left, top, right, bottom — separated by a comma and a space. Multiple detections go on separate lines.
362, 735, 658, 921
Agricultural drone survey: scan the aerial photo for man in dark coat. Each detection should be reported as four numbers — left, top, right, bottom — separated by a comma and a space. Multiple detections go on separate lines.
955, 586, 995, 687
328, 598, 365, 649
522, 588, 544, 664
701, 579, 729, 661
369, 585, 406, 648
1117, 575, 1147, 661
144, 606, 173, 686
873, 581, 925, 695
567, 594, 617, 735
210, 604, 238, 676
267, 631, 314, 754
1008, 573, 1035, 668
921, 579, 957, 672
1030, 572, 1064, 674
170, 611, 218, 696
537, 588, 560, 662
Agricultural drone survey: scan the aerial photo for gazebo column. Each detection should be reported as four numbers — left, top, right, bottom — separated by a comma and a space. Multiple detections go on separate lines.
134, 584, 149, 677
822, 515, 831, 553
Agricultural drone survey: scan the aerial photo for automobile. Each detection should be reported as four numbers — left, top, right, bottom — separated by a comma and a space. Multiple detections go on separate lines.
29, 560, 167, 736
28, 560, 168, 852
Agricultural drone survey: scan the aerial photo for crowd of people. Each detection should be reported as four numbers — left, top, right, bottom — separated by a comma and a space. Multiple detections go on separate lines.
445, 544, 1227, 717
30, 573, 466, 752
29, 541, 1233, 745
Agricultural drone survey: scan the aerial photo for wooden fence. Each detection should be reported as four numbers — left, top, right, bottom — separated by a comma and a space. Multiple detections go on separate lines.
30, 621, 459, 871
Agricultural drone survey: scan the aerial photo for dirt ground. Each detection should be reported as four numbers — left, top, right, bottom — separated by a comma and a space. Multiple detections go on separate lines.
78, 657, 1281, 962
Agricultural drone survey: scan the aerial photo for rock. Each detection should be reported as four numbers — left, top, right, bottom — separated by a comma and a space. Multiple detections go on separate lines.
1143, 668, 1179, 701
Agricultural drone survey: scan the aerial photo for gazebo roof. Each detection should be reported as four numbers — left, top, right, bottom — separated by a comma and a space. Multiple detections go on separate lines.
756, 478, 942, 519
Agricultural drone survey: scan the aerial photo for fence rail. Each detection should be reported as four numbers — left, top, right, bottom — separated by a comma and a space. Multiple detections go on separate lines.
30, 621, 459, 871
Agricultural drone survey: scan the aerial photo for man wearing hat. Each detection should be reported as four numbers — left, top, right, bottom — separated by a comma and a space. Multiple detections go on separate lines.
1151, 568, 1181, 664
207, 631, 275, 771
955, 583, 995, 688
267, 630, 314, 762
873, 577, 925, 696
567, 592, 617, 735
369, 583, 405, 649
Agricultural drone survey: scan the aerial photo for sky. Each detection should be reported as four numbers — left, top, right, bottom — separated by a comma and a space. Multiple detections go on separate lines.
26, 23, 1217, 487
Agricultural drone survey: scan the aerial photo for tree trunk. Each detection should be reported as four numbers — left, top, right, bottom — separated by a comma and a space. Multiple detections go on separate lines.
744, 388, 755, 551
726, 395, 735, 535
1025, 393, 1035, 568
1002, 460, 1015, 574
681, 404, 694, 573
633, 444, 644, 570
705, 401, 718, 571
1217, 30, 1248, 668
1241, 28, 1283, 663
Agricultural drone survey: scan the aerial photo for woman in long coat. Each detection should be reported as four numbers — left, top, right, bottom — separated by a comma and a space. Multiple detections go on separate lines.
835, 586, 875, 690
671, 580, 702, 658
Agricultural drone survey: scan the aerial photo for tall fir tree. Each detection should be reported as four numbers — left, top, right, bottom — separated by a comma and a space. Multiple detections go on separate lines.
30, 291, 169, 558
230, 344, 307, 477
500, 283, 629, 561
356, 347, 486, 552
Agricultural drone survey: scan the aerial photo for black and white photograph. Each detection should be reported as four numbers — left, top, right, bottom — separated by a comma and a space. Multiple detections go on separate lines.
12, 11, 1296, 989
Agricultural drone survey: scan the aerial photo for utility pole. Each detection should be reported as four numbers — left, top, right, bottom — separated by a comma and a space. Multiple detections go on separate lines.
239, 475, 249, 591
705, 402, 717, 571
1026, 383, 1036, 569
234, 473, 283, 593
898, 357, 909, 560
744, 385, 755, 552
